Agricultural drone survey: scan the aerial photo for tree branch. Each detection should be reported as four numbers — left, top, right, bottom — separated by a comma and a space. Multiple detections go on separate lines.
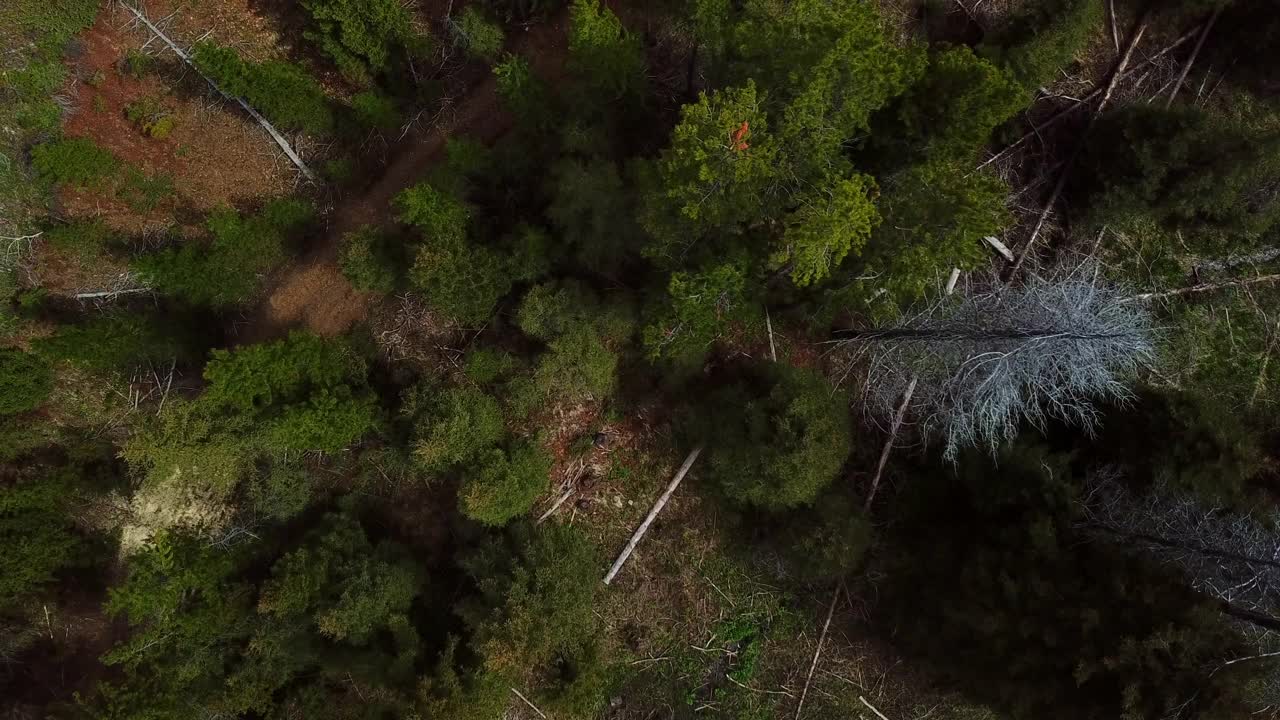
603, 445, 704, 585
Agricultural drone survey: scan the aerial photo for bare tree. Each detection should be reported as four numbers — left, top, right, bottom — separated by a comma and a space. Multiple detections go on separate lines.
838, 265, 1154, 458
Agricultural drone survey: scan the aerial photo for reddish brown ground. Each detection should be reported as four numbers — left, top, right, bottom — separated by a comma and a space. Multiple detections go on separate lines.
59, 3, 296, 239
245, 11, 573, 341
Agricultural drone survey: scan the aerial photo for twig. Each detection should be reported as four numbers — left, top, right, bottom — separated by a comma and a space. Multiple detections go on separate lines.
859, 696, 892, 720
603, 445, 704, 585
766, 307, 778, 362
794, 586, 841, 720
509, 687, 548, 719
1166, 6, 1223, 108
537, 485, 577, 524
1108, 0, 1121, 52
864, 377, 917, 512
1123, 274, 1280, 303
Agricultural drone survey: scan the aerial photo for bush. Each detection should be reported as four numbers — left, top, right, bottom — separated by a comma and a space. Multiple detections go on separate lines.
44, 220, 116, 261
193, 43, 334, 135
412, 386, 505, 472
459, 440, 552, 526
700, 364, 853, 510
31, 137, 118, 187
410, 237, 512, 326
452, 7, 504, 61
338, 226, 397, 292
0, 347, 52, 415
778, 489, 872, 582
532, 325, 618, 402
124, 96, 176, 139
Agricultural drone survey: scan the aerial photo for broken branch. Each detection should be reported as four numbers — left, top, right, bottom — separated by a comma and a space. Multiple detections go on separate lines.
603, 445, 704, 585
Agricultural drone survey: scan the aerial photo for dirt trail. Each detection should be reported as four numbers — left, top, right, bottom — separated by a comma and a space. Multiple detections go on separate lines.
246, 14, 570, 341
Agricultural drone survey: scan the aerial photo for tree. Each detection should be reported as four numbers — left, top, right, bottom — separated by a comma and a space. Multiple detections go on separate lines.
0, 347, 52, 415
844, 266, 1154, 458
0, 469, 84, 610
338, 226, 398, 292
546, 157, 643, 273
412, 386, 505, 473
134, 198, 313, 307
774, 174, 879, 287
1077, 106, 1280, 253
34, 312, 191, 373
450, 7, 505, 61
301, 0, 425, 83
698, 364, 852, 510
459, 441, 552, 526
643, 262, 753, 366
640, 81, 780, 260
567, 0, 644, 98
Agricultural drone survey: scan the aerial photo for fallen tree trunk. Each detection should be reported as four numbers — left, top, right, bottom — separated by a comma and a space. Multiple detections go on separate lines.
603, 445, 704, 585
1124, 274, 1280, 303
121, 3, 317, 182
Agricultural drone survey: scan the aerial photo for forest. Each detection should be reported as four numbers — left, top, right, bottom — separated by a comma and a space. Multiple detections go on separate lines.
3, 0, 1280, 718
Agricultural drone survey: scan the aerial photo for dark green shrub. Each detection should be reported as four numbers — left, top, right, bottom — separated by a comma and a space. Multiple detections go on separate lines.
409, 237, 512, 326
532, 325, 618, 402
1077, 106, 1280, 251
338, 226, 397, 292
31, 137, 118, 187
464, 349, 520, 385
700, 364, 853, 510
643, 262, 753, 366
778, 489, 872, 582
459, 440, 552, 526
193, 43, 334, 135
0, 470, 85, 610
0, 347, 52, 415
412, 386, 505, 472
546, 158, 643, 272
34, 314, 186, 372
494, 54, 552, 127
44, 220, 116, 261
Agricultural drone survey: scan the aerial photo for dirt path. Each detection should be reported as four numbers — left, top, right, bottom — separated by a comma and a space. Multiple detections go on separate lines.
244, 14, 570, 341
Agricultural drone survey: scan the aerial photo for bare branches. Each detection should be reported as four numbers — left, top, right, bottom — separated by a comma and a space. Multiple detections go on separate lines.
1125, 274, 1280, 303
841, 266, 1154, 458
864, 377, 916, 511
1166, 6, 1223, 108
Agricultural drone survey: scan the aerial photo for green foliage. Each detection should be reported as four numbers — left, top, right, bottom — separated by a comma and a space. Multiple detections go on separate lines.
777, 489, 872, 582
840, 160, 1011, 310
880, 46, 1026, 165
453, 7, 505, 61
34, 313, 187, 373
642, 82, 780, 258
459, 522, 601, 678
349, 90, 400, 130
301, 0, 424, 82
517, 280, 633, 343
44, 220, 116, 261
0, 470, 84, 610
494, 53, 552, 127
0, 347, 52, 415
412, 386, 506, 472
194, 43, 335, 135
1077, 105, 1280, 252
547, 157, 642, 272
409, 234, 511, 325
700, 364, 852, 510
122, 400, 257, 494
643, 262, 751, 365
395, 182, 471, 243
459, 440, 552, 526
568, 0, 644, 98
338, 226, 398, 292
464, 348, 520, 385
31, 137, 118, 188
134, 198, 313, 307
124, 95, 176, 139
776, 174, 879, 286
981, 0, 1104, 90
532, 324, 619, 402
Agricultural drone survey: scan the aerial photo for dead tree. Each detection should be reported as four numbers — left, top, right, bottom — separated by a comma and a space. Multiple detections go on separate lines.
838, 266, 1154, 458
